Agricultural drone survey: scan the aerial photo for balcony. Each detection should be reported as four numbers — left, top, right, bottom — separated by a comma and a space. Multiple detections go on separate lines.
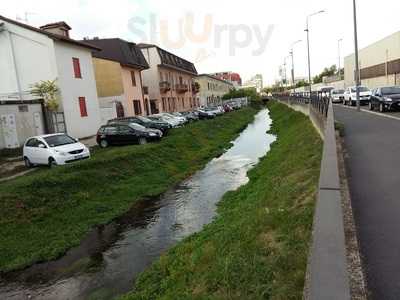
143, 86, 149, 95
159, 81, 171, 93
175, 83, 188, 93
192, 82, 200, 94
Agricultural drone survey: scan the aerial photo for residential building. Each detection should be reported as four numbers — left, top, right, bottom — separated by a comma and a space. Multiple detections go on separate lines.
138, 44, 199, 113
195, 74, 234, 107
0, 15, 102, 149
344, 31, 400, 89
211, 72, 242, 89
83, 38, 150, 124
242, 74, 263, 93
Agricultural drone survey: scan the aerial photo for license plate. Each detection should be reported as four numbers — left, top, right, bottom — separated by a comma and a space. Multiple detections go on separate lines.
75, 154, 83, 159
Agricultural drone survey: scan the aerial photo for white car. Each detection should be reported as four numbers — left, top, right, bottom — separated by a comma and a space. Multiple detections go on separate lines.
343, 86, 372, 106
162, 113, 187, 125
149, 114, 181, 127
23, 133, 90, 167
331, 89, 345, 103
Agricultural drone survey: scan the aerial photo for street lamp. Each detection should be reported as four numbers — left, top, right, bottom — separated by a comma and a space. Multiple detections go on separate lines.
305, 10, 325, 98
283, 55, 291, 88
352, 0, 361, 111
290, 40, 302, 92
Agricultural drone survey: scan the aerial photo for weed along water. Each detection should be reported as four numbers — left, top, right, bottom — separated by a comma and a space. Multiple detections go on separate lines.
0, 109, 275, 300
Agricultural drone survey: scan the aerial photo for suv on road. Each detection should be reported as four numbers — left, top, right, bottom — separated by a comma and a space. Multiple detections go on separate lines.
331, 89, 345, 103
344, 86, 372, 106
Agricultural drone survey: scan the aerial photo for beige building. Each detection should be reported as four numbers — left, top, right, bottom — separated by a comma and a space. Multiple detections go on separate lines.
138, 44, 199, 113
242, 74, 263, 93
195, 74, 234, 107
84, 38, 149, 124
345, 31, 400, 89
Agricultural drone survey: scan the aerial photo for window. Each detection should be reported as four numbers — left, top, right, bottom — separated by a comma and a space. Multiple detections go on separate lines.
79, 97, 88, 117
26, 138, 38, 147
72, 57, 82, 78
133, 100, 142, 115
131, 71, 136, 86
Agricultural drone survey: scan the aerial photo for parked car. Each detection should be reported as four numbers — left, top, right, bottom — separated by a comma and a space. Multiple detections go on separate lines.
108, 116, 170, 135
97, 123, 162, 148
343, 86, 372, 106
369, 86, 400, 112
331, 89, 345, 103
205, 107, 223, 116
197, 108, 216, 119
23, 133, 90, 167
162, 112, 187, 125
180, 111, 199, 122
148, 114, 181, 127
223, 104, 233, 112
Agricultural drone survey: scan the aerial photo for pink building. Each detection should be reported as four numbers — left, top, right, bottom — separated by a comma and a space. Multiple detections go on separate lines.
138, 44, 199, 114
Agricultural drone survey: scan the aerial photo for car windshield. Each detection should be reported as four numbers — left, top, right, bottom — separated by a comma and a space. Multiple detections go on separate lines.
382, 87, 400, 95
44, 134, 76, 147
137, 116, 152, 122
129, 123, 146, 131
351, 87, 369, 92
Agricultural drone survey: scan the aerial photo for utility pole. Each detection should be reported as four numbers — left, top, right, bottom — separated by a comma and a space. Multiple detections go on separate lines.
305, 10, 325, 98
353, 0, 361, 111
290, 40, 302, 93
338, 38, 343, 79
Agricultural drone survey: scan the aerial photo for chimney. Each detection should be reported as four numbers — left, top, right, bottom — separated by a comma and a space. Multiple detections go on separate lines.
40, 21, 71, 37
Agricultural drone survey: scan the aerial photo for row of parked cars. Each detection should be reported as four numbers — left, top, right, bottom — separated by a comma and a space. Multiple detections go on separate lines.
330, 85, 400, 112
22, 104, 242, 168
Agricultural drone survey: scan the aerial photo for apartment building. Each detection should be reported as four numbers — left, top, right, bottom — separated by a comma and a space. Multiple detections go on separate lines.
0, 15, 101, 149
138, 44, 199, 113
242, 74, 264, 93
345, 31, 400, 89
195, 74, 234, 107
211, 71, 242, 89
84, 38, 149, 123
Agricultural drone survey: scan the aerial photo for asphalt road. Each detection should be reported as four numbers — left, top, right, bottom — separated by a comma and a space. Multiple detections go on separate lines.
334, 105, 400, 300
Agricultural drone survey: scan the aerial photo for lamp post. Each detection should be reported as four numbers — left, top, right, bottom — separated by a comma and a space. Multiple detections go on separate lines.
305, 10, 325, 98
338, 38, 343, 78
352, 0, 361, 111
290, 40, 302, 92
284, 55, 291, 88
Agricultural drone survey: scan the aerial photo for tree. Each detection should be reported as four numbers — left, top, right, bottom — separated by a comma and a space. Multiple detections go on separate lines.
313, 65, 337, 84
222, 87, 260, 102
30, 79, 60, 111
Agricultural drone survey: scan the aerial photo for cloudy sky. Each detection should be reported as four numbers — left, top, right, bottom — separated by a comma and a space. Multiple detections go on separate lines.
2, 0, 400, 85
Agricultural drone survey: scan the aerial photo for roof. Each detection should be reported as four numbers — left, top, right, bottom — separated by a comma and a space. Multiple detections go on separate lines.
84, 38, 149, 70
197, 74, 234, 85
137, 43, 197, 75
40, 21, 71, 30
0, 15, 100, 51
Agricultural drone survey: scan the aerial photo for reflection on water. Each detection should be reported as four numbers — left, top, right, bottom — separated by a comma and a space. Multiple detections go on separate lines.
0, 109, 275, 300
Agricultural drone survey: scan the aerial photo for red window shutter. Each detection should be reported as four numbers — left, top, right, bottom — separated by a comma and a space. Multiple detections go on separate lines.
78, 97, 88, 117
73, 58, 82, 78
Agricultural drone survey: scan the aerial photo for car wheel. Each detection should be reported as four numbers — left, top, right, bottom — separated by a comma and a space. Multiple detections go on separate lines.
138, 137, 147, 145
100, 139, 109, 148
24, 157, 33, 168
369, 102, 374, 111
48, 157, 57, 168
379, 103, 385, 113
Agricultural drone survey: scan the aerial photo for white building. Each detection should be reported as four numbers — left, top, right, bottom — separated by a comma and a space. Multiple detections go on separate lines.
195, 74, 234, 107
242, 74, 263, 93
0, 16, 101, 148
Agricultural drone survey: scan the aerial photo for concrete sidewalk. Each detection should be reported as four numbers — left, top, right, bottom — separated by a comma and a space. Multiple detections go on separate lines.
334, 105, 400, 300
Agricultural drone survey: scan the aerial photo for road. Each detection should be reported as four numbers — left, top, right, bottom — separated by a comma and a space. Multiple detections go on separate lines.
334, 105, 400, 300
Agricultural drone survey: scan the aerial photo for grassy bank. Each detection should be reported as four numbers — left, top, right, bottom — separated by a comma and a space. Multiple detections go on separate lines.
119, 101, 323, 300
0, 108, 257, 273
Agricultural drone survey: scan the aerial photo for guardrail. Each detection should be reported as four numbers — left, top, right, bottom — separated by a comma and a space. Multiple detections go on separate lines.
272, 93, 351, 300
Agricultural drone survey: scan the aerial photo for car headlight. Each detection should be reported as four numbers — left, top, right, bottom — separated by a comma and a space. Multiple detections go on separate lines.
54, 150, 67, 156
149, 133, 157, 136
385, 98, 393, 102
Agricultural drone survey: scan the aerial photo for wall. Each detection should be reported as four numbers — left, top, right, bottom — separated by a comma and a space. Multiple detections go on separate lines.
0, 20, 58, 100
54, 42, 101, 138
92, 58, 124, 98
196, 75, 233, 107
121, 67, 146, 116
141, 47, 162, 112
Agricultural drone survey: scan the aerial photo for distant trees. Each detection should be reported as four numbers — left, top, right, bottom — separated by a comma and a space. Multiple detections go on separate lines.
223, 88, 260, 102
312, 65, 337, 84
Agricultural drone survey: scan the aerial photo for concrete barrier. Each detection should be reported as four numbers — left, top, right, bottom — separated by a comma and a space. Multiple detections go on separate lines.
277, 99, 351, 300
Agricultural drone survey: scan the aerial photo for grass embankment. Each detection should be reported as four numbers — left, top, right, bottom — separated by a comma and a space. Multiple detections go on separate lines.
0, 108, 257, 273
119, 101, 323, 300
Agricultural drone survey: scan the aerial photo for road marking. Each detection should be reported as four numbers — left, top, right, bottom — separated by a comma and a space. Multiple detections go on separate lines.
333, 104, 400, 121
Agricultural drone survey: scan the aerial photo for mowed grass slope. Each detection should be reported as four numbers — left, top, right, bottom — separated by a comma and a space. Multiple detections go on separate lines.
119, 101, 323, 300
0, 107, 257, 273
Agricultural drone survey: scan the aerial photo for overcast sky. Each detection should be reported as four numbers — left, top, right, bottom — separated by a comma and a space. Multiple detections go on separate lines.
2, 0, 400, 85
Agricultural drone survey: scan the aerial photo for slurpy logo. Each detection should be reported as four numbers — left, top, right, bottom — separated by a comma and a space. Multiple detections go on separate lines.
128, 13, 274, 63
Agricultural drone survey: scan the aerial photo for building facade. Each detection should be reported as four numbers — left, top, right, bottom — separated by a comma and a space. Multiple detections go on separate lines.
139, 44, 199, 113
211, 71, 242, 89
0, 16, 102, 148
195, 74, 234, 107
344, 31, 400, 89
242, 74, 263, 93
84, 38, 149, 124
